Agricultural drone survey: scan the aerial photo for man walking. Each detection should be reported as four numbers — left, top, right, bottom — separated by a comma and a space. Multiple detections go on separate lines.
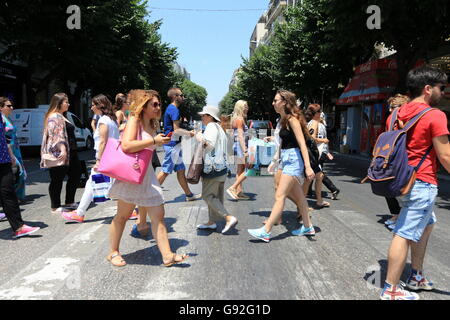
0, 116, 40, 238
157, 87, 201, 201
380, 66, 450, 300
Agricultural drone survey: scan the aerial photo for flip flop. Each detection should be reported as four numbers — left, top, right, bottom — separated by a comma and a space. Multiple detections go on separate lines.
107, 252, 127, 267
163, 253, 188, 267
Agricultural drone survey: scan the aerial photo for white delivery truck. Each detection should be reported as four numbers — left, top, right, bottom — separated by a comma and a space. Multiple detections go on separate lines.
13, 105, 93, 150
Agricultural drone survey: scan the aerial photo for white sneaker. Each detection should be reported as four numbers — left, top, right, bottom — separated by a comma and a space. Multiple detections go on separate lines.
385, 218, 397, 226
197, 223, 217, 230
222, 216, 238, 234
186, 193, 202, 202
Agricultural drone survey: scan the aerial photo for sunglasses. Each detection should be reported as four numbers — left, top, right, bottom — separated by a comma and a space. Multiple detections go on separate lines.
4, 104, 13, 108
439, 85, 446, 92
152, 102, 161, 108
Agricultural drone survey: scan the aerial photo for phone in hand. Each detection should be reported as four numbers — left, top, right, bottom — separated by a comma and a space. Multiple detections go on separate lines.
165, 132, 173, 138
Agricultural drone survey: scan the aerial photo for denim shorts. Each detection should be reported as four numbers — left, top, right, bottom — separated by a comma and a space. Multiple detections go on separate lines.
279, 148, 305, 179
394, 180, 438, 242
162, 144, 185, 174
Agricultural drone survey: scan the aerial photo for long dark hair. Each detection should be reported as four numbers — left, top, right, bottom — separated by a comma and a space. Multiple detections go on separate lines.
44, 93, 68, 127
304, 104, 321, 122
92, 94, 117, 123
114, 93, 127, 112
277, 90, 310, 138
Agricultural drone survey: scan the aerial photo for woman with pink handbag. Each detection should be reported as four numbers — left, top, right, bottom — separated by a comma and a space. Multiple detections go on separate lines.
106, 89, 189, 267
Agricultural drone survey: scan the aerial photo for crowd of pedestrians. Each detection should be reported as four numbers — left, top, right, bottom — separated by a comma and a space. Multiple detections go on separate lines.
0, 65, 449, 300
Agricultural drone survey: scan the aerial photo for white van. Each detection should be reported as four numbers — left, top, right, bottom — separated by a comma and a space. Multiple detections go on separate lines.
12, 105, 93, 150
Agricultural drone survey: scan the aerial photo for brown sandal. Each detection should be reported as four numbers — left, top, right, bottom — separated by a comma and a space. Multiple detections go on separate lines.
107, 252, 127, 267
163, 253, 188, 267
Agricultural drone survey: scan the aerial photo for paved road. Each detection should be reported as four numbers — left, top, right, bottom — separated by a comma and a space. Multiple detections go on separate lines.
0, 150, 449, 300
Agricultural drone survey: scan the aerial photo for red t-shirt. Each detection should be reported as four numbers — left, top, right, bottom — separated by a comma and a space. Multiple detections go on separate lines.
386, 102, 449, 185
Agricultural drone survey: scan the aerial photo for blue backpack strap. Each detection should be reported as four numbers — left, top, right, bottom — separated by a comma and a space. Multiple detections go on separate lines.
402, 108, 434, 132
388, 108, 400, 131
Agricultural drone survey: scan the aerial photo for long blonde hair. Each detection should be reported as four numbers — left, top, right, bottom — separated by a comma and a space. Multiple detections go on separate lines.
128, 89, 161, 130
231, 100, 248, 124
44, 93, 68, 128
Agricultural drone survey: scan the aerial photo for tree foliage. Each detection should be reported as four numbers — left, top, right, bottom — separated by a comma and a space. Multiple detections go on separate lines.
0, 0, 207, 112
220, 0, 450, 117
179, 78, 207, 120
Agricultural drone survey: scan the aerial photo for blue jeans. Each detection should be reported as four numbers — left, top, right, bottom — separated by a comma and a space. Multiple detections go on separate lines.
394, 180, 438, 242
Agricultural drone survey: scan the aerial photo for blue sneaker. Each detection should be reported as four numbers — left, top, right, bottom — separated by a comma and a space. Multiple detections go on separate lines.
292, 225, 316, 236
130, 224, 142, 238
248, 226, 271, 243
380, 282, 419, 300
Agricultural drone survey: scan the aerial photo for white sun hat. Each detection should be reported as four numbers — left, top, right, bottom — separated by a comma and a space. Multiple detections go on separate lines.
198, 105, 221, 122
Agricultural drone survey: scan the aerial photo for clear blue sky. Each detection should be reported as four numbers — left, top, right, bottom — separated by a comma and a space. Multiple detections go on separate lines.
147, 0, 267, 106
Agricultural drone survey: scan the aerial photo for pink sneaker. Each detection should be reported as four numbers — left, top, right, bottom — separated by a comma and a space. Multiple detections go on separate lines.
128, 208, 139, 220
14, 225, 40, 238
62, 211, 85, 223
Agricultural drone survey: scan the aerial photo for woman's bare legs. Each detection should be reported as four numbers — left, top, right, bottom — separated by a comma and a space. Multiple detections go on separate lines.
108, 200, 135, 263
231, 162, 246, 194
264, 174, 297, 233
147, 205, 187, 264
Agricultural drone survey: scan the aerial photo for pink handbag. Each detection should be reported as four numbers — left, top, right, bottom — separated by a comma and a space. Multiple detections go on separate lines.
97, 128, 153, 185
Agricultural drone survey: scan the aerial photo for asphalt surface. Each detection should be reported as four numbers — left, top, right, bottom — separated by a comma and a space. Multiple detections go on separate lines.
0, 150, 449, 300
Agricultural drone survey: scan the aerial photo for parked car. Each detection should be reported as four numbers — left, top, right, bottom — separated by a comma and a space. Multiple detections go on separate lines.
248, 120, 273, 138
12, 105, 93, 150
248, 120, 273, 130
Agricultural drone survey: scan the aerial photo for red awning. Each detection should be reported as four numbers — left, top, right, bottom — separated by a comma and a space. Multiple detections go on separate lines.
337, 59, 398, 105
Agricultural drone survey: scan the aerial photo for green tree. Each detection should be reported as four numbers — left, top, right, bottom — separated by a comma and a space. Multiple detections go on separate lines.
269, 1, 370, 104
0, 0, 179, 107
324, 0, 450, 92
234, 45, 277, 120
219, 87, 239, 116
179, 78, 207, 120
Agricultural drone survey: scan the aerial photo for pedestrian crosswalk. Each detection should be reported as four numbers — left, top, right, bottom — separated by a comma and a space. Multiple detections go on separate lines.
1, 172, 450, 300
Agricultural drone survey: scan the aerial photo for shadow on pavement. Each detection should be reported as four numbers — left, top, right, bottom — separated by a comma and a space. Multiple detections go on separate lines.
122, 238, 190, 267
363, 259, 450, 297
0, 221, 48, 240
20, 193, 46, 205
164, 195, 188, 204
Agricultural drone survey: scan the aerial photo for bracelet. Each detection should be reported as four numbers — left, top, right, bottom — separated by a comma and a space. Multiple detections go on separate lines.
152, 136, 156, 145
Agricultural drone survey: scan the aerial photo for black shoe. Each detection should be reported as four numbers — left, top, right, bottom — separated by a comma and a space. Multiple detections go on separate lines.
331, 190, 340, 200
